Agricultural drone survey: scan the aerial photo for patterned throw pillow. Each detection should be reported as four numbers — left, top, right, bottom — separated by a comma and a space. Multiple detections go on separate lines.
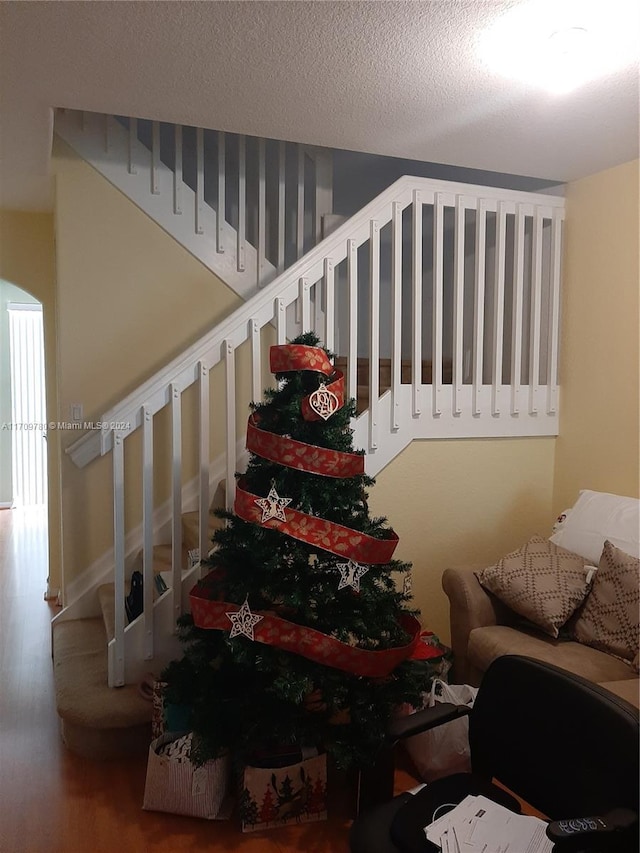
476, 535, 592, 638
572, 540, 640, 663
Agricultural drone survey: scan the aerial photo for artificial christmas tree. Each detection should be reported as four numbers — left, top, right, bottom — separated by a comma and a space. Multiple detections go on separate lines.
162, 332, 437, 777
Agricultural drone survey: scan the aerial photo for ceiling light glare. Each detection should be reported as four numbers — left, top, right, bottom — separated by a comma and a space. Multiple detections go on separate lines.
479, 0, 640, 94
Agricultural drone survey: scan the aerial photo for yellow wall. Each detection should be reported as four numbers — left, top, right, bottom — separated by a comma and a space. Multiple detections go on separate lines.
371, 158, 640, 645
0, 211, 62, 595
553, 160, 640, 509
369, 438, 556, 643
53, 140, 241, 588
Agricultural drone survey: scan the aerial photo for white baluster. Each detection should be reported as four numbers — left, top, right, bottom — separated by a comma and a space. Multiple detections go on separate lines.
433, 193, 444, 417
300, 277, 311, 331
529, 209, 543, 414
237, 135, 246, 271
391, 201, 402, 430
473, 200, 487, 416
174, 125, 183, 215
251, 319, 262, 404
142, 406, 154, 660
453, 196, 465, 416
324, 258, 335, 352
128, 118, 137, 175
258, 138, 266, 285
217, 131, 225, 254
272, 297, 285, 344
196, 127, 204, 235
198, 362, 210, 565
224, 341, 236, 511
297, 146, 305, 259
112, 431, 125, 687
313, 278, 323, 337
151, 121, 160, 195
170, 383, 182, 622
369, 220, 380, 450
547, 212, 563, 415
278, 142, 286, 274
347, 239, 358, 405
492, 203, 506, 415
511, 205, 526, 414
412, 191, 423, 417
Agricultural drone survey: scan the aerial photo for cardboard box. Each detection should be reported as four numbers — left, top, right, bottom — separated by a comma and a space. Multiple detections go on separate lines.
240, 751, 327, 831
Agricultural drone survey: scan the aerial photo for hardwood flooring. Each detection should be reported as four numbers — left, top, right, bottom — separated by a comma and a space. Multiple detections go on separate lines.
0, 508, 418, 853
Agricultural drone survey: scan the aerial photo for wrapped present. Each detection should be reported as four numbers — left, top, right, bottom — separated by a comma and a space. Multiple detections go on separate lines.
240, 749, 327, 832
150, 680, 166, 741
148, 680, 191, 740
143, 732, 230, 819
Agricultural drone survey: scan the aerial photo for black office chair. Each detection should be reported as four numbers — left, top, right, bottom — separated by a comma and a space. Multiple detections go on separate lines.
350, 655, 639, 853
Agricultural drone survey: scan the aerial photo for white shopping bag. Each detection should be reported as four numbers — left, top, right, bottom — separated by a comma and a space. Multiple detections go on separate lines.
403, 680, 478, 782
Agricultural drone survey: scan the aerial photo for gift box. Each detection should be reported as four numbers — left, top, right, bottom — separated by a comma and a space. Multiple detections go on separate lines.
143, 732, 230, 819
240, 749, 327, 831
150, 681, 192, 740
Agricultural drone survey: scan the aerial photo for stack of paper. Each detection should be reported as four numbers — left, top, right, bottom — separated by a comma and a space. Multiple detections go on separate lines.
423, 795, 553, 853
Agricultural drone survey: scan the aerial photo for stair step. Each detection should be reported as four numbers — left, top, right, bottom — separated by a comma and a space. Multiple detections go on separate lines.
335, 357, 455, 415
334, 356, 453, 387
52, 617, 151, 759
182, 508, 225, 554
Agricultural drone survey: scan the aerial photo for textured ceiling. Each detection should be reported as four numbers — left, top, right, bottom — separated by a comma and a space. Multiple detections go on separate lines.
1, 0, 638, 210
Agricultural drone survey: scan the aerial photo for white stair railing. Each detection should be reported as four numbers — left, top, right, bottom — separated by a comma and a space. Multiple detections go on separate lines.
64, 175, 564, 687
55, 109, 334, 299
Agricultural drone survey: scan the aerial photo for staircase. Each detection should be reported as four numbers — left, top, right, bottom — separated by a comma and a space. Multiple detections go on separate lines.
55, 109, 334, 299
51, 113, 565, 757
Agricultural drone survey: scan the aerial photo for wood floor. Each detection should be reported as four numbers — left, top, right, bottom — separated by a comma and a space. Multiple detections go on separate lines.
0, 508, 419, 853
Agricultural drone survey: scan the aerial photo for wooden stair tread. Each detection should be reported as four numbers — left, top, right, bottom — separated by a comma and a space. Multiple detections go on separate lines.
181, 508, 225, 552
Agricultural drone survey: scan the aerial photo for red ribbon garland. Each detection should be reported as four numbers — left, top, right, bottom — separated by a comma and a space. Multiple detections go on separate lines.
246, 414, 364, 478
234, 478, 398, 563
270, 344, 333, 377
190, 579, 421, 678
270, 344, 345, 422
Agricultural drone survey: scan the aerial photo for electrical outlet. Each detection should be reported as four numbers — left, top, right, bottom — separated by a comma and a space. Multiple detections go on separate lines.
70, 403, 83, 422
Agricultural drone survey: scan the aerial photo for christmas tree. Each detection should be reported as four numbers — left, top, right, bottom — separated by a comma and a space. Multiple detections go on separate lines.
163, 332, 436, 769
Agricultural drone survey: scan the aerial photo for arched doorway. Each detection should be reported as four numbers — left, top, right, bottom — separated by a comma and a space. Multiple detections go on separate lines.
1, 282, 47, 508
0, 280, 49, 598
8, 301, 47, 506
